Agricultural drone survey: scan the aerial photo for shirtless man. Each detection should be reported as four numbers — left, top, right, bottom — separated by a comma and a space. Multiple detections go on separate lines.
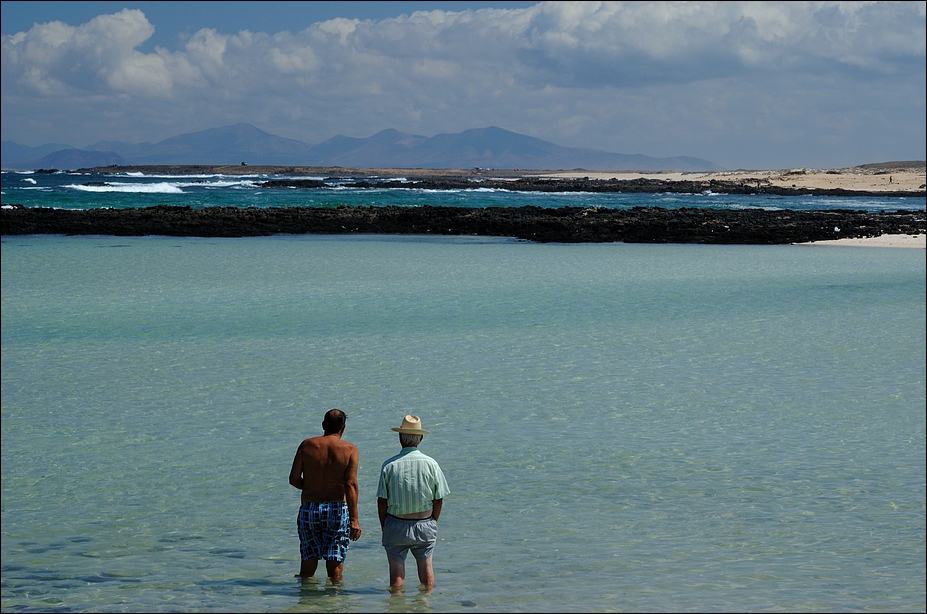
289, 409, 362, 582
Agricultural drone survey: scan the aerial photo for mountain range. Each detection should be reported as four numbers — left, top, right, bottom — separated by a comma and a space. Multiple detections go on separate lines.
2, 123, 721, 171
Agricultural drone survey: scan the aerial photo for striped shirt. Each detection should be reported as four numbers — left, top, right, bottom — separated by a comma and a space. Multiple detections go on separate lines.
377, 447, 450, 516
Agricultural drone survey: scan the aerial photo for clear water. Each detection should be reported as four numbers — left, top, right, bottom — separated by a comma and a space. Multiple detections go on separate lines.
2, 233, 924, 612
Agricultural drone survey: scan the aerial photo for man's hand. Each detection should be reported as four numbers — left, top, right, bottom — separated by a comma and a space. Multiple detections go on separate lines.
349, 519, 362, 541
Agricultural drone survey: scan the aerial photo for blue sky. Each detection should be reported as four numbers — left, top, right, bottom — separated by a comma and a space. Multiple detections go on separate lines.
2, 1, 925, 169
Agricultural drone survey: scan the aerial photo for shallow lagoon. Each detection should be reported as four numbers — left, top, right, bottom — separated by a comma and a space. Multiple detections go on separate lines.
2, 234, 924, 612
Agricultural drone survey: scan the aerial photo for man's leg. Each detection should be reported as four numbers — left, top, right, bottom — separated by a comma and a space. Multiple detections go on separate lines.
325, 559, 345, 583
296, 503, 320, 578
388, 556, 406, 588
416, 556, 435, 587
298, 558, 319, 578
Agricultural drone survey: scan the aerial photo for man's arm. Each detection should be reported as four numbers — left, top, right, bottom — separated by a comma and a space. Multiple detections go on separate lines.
345, 447, 362, 540
432, 498, 443, 521
288, 448, 303, 490
378, 497, 388, 530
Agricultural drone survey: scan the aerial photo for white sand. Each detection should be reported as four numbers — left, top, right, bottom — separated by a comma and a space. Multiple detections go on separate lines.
794, 234, 925, 248
538, 167, 926, 193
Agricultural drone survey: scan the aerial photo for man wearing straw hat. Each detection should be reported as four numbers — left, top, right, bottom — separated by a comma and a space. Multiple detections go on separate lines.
377, 415, 450, 589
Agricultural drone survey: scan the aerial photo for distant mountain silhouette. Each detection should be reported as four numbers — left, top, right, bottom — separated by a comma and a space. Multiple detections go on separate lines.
304, 126, 720, 170
3, 123, 721, 171
10, 149, 126, 170
307, 128, 430, 167
84, 123, 313, 165
2, 141, 75, 167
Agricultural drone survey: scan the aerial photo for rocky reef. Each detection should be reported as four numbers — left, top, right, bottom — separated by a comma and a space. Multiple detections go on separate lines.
3, 204, 924, 244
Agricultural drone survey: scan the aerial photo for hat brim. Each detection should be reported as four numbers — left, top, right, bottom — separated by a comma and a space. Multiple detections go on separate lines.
391, 427, 430, 434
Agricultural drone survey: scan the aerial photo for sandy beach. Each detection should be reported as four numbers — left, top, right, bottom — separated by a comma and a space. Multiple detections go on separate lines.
538, 161, 926, 194
795, 233, 925, 248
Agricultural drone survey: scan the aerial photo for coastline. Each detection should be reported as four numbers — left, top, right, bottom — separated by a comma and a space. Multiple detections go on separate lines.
4, 162, 924, 244
795, 233, 925, 248
60, 161, 927, 198
537, 161, 926, 195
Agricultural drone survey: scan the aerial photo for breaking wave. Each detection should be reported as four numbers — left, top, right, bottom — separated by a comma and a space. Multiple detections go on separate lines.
66, 182, 185, 194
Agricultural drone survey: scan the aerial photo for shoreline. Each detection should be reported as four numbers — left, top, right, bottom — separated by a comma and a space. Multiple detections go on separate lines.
5, 162, 924, 244
50, 161, 927, 198
536, 161, 926, 195
795, 233, 925, 248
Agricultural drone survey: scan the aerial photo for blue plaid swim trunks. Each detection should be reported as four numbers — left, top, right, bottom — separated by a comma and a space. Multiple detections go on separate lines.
297, 501, 350, 562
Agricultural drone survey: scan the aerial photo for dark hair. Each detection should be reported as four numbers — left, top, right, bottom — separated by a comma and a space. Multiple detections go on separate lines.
322, 409, 347, 434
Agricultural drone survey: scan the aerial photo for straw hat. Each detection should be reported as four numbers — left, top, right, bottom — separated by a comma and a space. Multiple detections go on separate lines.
391, 414, 430, 435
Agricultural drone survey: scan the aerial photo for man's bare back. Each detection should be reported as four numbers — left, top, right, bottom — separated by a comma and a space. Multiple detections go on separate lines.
290, 409, 362, 581
289, 434, 359, 503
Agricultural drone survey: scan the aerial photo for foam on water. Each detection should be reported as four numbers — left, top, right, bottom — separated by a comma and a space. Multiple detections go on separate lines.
115, 172, 270, 180
66, 181, 186, 194
4, 170, 924, 213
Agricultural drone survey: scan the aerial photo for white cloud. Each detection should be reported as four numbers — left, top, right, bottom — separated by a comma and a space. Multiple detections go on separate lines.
2, 1, 924, 168
106, 52, 172, 97
516, 1, 926, 87
1, 9, 168, 95
6, 3, 922, 99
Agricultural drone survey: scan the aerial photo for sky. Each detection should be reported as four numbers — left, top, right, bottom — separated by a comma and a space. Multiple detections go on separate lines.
2, 1, 925, 170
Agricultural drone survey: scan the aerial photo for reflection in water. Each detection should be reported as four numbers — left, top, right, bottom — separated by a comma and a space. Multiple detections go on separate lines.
287, 576, 353, 613
385, 585, 434, 612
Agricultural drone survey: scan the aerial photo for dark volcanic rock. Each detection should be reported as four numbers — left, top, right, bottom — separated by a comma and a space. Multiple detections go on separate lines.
259, 179, 328, 189
2, 204, 924, 244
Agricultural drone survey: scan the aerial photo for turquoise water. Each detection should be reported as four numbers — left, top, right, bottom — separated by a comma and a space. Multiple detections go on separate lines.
2, 234, 924, 612
3, 169, 925, 211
